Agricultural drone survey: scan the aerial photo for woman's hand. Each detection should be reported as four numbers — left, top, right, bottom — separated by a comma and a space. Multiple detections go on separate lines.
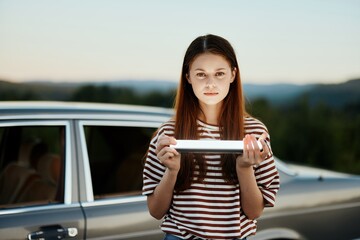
235, 132, 271, 219
148, 134, 181, 220
156, 134, 181, 173
236, 132, 271, 168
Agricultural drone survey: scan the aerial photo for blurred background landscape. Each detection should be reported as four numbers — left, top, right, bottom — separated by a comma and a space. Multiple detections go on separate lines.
1, 77, 359, 174
1, 0, 359, 174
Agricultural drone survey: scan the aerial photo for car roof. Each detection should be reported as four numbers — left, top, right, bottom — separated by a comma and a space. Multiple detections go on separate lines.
0, 101, 174, 121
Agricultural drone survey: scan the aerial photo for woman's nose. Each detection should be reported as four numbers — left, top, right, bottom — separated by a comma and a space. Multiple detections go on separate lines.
206, 76, 215, 88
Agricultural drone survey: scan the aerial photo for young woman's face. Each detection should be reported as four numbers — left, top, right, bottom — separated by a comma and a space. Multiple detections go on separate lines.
187, 53, 236, 108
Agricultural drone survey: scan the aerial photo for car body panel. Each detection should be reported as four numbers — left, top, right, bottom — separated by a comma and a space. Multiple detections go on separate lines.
0, 204, 86, 240
250, 159, 360, 240
82, 198, 162, 240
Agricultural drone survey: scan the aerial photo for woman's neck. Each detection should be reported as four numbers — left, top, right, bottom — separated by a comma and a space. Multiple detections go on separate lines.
198, 103, 221, 125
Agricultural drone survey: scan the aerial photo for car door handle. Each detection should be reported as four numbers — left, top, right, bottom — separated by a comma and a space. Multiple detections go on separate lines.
28, 225, 78, 240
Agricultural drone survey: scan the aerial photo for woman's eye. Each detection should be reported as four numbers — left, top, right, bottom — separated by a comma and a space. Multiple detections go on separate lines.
216, 72, 225, 77
196, 73, 206, 78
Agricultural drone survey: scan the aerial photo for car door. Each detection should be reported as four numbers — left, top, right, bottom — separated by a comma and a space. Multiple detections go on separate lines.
0, 120, 85, 240
76, 120, 163, 240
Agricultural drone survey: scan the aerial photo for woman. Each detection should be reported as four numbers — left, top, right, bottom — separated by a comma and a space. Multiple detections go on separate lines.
143, 34, 280, 240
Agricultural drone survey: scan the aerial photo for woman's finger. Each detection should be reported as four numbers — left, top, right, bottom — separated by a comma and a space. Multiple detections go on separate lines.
156, 134, 176, 153
243, 135, 250, 160
245, 134, 263, 165
157, 144, 180, 167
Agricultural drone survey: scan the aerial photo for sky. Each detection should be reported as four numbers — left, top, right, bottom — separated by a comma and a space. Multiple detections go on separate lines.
0, 0, 359, 85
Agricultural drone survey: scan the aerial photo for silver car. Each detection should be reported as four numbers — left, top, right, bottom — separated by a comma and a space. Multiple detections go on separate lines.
0, 101, 359, 240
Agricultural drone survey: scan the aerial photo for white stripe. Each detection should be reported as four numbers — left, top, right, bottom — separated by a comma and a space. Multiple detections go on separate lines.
145, 157, 165, 171
241, 226, 257, 235
174, 194, 239, 201
206, 166, 222, 171
143, 178, 156, 184
173, 203, 239, 212
172, 218, 241, 229
204, 155, 221, 159
259, 157, 275, 167
190, 183, 237, 189
175, 200, 239, 207
203, 178, 227, 183
256, 168, 278, 184
143, 168, 163, 181
171, 213, 240, 220
163, 130, 174, 135
173, 220, 240, 232
203, 173, 223, 177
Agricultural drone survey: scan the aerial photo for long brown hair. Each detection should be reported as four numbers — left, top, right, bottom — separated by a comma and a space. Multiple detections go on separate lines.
173, 34, 247, 191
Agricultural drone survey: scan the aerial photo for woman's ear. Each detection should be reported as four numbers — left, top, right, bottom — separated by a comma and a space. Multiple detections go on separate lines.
231, 67, 237, 83
186, 73, 192, 84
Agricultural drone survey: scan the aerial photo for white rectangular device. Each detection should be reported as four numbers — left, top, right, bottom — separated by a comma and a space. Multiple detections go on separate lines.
170, 140, 263, 153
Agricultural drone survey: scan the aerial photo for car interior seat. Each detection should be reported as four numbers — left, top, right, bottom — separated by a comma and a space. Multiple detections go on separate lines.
0, 141, 40, 205
0, 163, 40, 205
16, 153, 61, 204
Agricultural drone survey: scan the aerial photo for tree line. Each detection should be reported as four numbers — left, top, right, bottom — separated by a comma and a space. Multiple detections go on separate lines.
1, 84, 359, 174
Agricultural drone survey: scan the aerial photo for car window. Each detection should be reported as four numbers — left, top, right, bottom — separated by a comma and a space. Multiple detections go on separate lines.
0, 125, 65, 209
84, 125, 154, 199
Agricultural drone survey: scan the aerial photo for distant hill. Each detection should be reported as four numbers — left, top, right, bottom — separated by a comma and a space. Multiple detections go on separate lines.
243, 83, 316, 105
245, 78, 360, 108
98, 80, 178, 93
305, 78, 360, 108
0, 80, 77, 101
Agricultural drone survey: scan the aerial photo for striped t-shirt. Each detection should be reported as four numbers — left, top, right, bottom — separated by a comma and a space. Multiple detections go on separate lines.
142, 117, 280, 239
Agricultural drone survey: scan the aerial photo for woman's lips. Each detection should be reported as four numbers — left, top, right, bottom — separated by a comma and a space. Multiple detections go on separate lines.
204, 92, 218, 96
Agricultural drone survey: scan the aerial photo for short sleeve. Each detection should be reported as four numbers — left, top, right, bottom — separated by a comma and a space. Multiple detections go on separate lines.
255, 153, 280, 207
142, 121, 174, 196
245, 117, 280, 207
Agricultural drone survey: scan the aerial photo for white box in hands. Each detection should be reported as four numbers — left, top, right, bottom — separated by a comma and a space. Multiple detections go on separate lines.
170, 140, 263, 154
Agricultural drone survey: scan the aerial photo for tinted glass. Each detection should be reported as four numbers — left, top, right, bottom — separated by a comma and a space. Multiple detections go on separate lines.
84, 126, 154, 199
0, 125, 65, 209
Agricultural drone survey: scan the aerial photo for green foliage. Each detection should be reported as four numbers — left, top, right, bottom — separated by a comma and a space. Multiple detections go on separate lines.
0, 89, 40, 101
0, 80, 75, 101
71, 85, 138, 104
71, 85, 176, 108
139, 90, 176, 108
248, 96, 360, 174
